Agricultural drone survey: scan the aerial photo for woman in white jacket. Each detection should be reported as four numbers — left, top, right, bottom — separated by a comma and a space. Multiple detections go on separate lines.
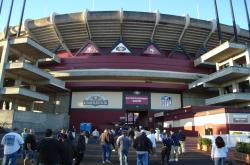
211, 136, 228, 165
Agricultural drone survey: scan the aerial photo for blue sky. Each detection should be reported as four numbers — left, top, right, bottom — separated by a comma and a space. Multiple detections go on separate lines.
0, 0, 249, 32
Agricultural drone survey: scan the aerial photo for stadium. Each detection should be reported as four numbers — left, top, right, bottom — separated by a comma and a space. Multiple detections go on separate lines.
0, 10, 249, 135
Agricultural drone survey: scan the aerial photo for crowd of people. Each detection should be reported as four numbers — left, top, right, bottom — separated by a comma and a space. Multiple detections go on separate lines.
0, 126, 229, 165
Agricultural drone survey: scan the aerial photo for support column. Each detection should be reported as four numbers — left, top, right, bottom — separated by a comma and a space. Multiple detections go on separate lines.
216, 63, 220, 71
228, 58, 235, 67
245, 48, 250, 67
232, 82, 239, 93
219, 88, 225, 95
0, 41, 10, 88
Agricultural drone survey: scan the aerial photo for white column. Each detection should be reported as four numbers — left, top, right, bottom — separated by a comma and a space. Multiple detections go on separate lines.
246, 48, 250, 67
232, 82, 239, 93
216, 63, 220, 71
0, 41, 10, 88
228, 58, 234, 67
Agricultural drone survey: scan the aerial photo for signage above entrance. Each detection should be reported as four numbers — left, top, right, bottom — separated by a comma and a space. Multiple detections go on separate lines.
123, 91, 150, 111
75, 40, 100, 56
83, 95, 108, 107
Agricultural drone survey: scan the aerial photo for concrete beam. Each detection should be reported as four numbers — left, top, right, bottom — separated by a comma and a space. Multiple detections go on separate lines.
189, 66, 250, 89
194, 41, 247, 66
51, 13, 72, 56
205, 92, 250, 105
8, 37, 59, 61
0, 87, 49, 101
51, 69, 206, 83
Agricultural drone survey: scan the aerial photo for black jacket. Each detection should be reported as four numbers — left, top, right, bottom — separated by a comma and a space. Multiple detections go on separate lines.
133, 133, 152, 152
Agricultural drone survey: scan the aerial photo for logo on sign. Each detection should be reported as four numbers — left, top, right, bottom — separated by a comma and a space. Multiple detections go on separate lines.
161, 96, 172, 108
111, 43, 131, 53
83, 95, 108, 107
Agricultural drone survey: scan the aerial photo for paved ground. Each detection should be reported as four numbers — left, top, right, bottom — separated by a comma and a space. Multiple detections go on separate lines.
0, 136, 248, 165
83, 137, 214, 165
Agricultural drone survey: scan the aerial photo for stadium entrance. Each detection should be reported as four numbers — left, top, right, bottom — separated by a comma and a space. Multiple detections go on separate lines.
123, 91, 150, 128
125, 111, 148, 128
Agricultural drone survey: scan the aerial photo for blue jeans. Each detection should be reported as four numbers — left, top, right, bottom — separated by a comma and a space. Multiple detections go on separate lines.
102, 144, 111, 161
214, 157, 225, 165
2, 151, 18, 165
136, 152, 148, 165
119, 150, 128, 165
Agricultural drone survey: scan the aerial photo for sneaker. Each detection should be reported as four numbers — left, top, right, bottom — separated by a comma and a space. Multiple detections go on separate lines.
102, 161, 106, 164
175, 158, 178, 162
106, 160, 112, 163
112, 149, 116, 152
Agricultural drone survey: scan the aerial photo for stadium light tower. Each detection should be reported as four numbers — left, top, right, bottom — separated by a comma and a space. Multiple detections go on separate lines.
229, 0, 238, 42
244, 0, 250, 37
17, 0, 27, 37
213, 0, 222, 45
4, 0, 14, 39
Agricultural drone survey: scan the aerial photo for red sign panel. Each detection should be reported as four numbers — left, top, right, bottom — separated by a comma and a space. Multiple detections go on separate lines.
125, 95, 149, 105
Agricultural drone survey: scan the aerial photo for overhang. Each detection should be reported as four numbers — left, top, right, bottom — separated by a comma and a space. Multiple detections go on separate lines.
194, 41, 247, 66
0, 38, 60, 62
51, 69, 206, 83
10, 11, 248, 55
6, 62, 52, 81
205, 93, 250, 105
0, 87, 49, 101
189, 66, 250, 89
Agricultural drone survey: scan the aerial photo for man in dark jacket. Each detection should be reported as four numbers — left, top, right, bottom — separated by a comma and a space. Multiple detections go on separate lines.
61, 134, 75, 165
74, 131, 86, 165
133, 130, 152, 165
37, 129, 63, 165
161, 132, 173, 165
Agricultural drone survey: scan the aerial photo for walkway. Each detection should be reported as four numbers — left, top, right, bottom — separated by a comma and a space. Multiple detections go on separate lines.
83, 137, 214, 165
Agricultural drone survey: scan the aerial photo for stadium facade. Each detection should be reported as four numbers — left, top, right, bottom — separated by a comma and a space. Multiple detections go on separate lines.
0, 11, 249, 135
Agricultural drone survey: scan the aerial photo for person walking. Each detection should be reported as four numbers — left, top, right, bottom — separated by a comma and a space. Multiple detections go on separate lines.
24, 129, 36, 165
133, 129, 152, 165
37, 129, 63, 165
147, 129, 157, 155
100, 129, 111, 164
211, 136, 228, 165
178, 129, 186, 154
116, 130, 131, 165
60, 134, 75, 165
1, 128, 24, 165
92, 129, 100, 143
170, 131, 180, 162
161, 132, 173, 165
74, 131, 86, 165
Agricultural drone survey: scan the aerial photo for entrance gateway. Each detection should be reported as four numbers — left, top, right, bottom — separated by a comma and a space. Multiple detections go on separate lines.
123, 91, 150, 128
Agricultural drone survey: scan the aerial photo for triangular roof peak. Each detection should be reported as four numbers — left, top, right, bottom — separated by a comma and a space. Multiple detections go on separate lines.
75, 40, 100, 56
111, 38, 132, 54
142, 41, 161, 55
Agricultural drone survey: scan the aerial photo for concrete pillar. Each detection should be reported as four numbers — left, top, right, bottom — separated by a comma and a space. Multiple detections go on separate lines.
11, 101, 18, 111
30, 85, 36, 92
14, 79, 22, 86
219, 88, 225, 95
246, 49, 250, 67
18, 56, 25, 62
228, 58, 234, 67
216, 63, 220, 71
0, 41, 10, 88
232, 82, 239, 93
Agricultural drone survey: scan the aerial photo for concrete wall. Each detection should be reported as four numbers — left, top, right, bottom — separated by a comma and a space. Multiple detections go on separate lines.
183, 92, 217, 106
34, 92, 70, 114
0, 110, 14, 128
12, 111, 69, 132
